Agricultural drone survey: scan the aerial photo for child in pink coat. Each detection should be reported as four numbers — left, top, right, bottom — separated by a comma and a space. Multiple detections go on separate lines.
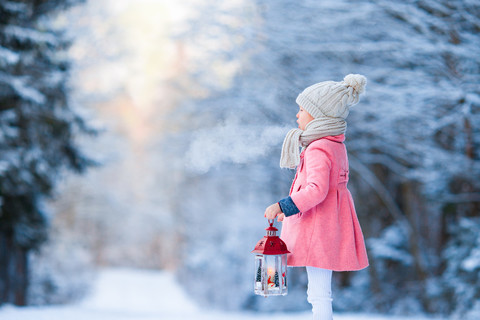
265, 74, 369, 320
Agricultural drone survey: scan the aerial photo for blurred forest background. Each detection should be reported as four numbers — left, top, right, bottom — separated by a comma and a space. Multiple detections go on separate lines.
0, 0, 479, 318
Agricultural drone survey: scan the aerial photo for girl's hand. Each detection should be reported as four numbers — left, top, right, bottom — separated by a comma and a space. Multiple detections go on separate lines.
277, 213, 285, 222
264, 203, 282, 220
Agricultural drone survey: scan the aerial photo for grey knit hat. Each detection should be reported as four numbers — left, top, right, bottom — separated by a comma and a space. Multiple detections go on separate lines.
296, 74, 367, 119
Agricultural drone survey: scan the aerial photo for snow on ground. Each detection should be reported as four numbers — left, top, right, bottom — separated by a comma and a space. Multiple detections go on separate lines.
0, 268, 446, 320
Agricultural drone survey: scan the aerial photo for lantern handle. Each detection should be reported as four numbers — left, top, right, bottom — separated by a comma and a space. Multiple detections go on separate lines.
268, 219, 274, 227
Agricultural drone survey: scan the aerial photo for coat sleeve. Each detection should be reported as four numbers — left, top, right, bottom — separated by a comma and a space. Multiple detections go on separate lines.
290, 144, 331, 213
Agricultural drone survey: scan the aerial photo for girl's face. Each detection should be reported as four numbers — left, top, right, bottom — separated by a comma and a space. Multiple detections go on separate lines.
296, 106, 314, 130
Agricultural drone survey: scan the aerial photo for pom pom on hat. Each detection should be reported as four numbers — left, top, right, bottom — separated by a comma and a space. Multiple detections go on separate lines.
343, 74, 367, 94
295, 74, 367, 120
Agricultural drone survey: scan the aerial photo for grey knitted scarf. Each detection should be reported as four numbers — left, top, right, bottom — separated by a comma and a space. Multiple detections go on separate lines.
279, 117, 346, 169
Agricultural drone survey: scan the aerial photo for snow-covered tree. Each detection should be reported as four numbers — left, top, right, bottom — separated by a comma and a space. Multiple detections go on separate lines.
344, 0, 480, 315
164, 0, 479, 316
0, 0, 91, 306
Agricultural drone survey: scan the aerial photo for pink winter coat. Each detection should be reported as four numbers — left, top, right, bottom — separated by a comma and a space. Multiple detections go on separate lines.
280, 134, 369, 271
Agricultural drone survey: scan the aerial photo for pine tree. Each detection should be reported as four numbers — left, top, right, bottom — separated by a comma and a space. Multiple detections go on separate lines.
0, 0, 90, 306
274, 271, 279, 287
255, 264, 262, 283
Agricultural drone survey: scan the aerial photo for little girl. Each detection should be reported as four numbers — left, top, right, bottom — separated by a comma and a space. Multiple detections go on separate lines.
264, 74, 369, 320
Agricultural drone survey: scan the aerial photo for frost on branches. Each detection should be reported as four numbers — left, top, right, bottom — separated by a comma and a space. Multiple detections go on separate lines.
165, 0, 480, 317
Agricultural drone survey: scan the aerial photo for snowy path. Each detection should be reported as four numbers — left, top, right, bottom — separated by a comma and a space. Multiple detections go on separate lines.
0, 268, 445, 320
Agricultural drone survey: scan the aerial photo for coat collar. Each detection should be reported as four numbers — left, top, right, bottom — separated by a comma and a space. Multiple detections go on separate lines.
300, 134, 345, 158
323, 134, 345, 143
307, 134, 345, 146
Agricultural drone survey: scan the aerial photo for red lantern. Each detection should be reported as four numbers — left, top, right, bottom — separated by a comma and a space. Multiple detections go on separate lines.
252, 219, 290, 297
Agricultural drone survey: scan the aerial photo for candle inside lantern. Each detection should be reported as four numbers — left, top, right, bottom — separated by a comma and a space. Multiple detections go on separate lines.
267, 267, 275, 277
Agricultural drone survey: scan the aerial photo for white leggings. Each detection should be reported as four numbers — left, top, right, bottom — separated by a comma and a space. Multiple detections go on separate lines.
306, 267, 333, 320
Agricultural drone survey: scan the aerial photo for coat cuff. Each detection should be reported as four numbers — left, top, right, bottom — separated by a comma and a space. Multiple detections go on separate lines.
278, 196, 300, 217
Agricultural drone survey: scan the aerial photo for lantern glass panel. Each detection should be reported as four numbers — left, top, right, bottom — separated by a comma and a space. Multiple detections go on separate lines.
281, 254, 287, 289
254, 254, 288, 297
254, 255, 264, 292
265, 255, 280, 293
